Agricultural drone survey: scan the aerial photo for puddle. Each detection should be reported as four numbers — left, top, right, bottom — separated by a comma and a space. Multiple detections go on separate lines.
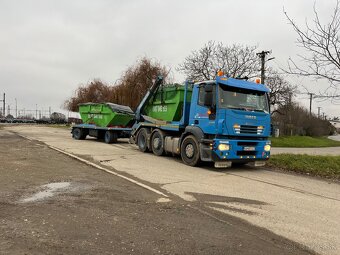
20, 182, 71, 203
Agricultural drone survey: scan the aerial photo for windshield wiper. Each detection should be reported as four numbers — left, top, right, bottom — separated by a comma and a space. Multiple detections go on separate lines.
228, 107, 269, 113
228, 107, 248, 111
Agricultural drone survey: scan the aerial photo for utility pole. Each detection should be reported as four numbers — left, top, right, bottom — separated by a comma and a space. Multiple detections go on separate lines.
317, 107, 321, 118
15, 98, 17, 118
35, 104, 38, 119
256, 50, 274, 84
0, 93, 5, 116
308, 93, 314, 115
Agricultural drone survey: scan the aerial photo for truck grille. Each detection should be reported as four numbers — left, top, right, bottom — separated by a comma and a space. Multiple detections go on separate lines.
234, 125, 264, 135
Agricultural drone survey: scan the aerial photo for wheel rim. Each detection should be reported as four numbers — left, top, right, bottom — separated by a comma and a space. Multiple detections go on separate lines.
139, 134, 146, 148
153, 137, 160, 149
185, 143, 194, 158
74, 129, 80, 138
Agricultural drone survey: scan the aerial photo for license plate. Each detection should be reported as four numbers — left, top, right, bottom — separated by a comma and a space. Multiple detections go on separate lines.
244, 146, 255, 151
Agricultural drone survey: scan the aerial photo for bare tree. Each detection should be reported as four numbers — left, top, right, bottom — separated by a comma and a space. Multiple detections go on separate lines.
64, 79, 112, 112
285, 1, 340, 100
64, 57, 170, 112
178, 41, 260, 81
273, 102, 335, 136
117, 57, 170, 110
266, 70, 297, 114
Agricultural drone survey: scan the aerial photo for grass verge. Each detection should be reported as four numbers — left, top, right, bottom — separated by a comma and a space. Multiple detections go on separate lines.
268, 154, 340, 180
271, 136, 340, 147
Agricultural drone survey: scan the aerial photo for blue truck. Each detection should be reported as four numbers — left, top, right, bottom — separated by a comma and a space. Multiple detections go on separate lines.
72, 73, 271, 168
130, 73, 271, 168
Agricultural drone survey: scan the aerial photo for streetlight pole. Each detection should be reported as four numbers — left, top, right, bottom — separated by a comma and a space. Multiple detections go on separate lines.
15, 98, 17, 118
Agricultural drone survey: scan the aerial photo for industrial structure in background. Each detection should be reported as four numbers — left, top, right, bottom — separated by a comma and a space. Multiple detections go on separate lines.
0, 107, 80, 124
0, 92, 82, 124
72, 73, 271, 168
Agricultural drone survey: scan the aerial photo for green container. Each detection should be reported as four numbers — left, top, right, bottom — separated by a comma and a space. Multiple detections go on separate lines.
144, 84, 192, 121
79, 103, 134, 127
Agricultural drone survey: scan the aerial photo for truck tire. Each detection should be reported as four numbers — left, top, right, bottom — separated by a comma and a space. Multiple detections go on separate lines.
180, 135, 201, 166
137, 128, 149, 152
104, 131, 118, 144
73, 128, 87, 140
151, 129, 165, 156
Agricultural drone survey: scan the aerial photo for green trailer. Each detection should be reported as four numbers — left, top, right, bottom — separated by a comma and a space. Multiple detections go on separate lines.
72, 103, 134, 143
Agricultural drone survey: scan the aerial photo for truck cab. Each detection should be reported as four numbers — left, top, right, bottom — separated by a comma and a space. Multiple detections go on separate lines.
182, 75, 271, 167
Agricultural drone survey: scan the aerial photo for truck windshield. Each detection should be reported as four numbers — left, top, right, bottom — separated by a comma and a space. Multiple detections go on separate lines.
218, 85, 269, 113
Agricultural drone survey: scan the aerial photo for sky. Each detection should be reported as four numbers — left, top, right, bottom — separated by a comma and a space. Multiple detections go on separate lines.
0, 0, 339, 118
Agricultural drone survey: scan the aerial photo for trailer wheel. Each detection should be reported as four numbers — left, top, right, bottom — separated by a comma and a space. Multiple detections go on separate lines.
73, 128, 86, 140
137, 128, 149, 152
181, 135, 201, 166
104, 131, 118, 144
151, 129, 165, 156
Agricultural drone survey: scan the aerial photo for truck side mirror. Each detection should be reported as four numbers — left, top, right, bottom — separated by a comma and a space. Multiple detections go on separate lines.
203, 84, 213, 107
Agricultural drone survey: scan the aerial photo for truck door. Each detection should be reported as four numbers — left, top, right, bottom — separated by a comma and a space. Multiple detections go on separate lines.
189, 84, 216, 134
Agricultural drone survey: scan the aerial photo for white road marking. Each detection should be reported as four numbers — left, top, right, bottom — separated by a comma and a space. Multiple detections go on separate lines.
156, 198, 172, 203
15, 133, 170, 199
49, 145, 170, 198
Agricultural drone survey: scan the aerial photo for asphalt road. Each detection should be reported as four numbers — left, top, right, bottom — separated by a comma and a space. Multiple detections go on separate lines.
0, 130, 315, 255
328, 135, 340, 142
271, 135, 340, 155
4, 126, 340, 254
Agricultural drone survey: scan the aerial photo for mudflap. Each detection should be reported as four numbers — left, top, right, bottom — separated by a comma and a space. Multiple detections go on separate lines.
247, 161, 266, 167
214, 161, 232, 168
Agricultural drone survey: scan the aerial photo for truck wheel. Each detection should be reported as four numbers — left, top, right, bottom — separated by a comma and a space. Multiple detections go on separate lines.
181, 135, 201, 166
151, 129, 165, 156
104, 131, 117, 144
73, 128, 86, 140
137, 128, 149, 152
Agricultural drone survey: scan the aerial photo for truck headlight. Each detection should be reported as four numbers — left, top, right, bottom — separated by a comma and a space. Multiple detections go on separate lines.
264, 145, 271, 151
218, 144, 230, 151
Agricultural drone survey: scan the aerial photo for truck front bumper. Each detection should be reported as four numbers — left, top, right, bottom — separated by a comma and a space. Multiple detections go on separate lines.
210, 138, 271, 162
